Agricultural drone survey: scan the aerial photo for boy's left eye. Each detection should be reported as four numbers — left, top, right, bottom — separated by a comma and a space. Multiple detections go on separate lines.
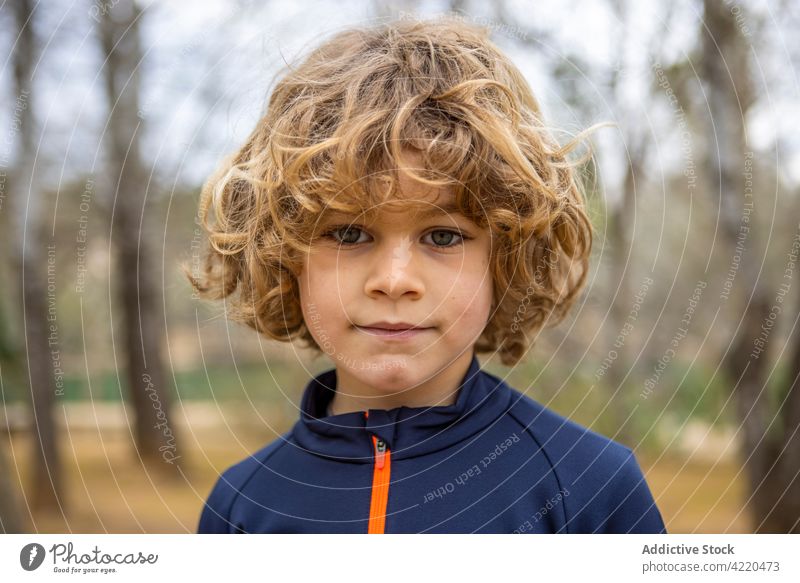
322, 226, 466, 249
426, 230, 461, 247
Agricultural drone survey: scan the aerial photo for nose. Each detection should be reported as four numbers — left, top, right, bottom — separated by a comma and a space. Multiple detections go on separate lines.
363, 233, 426, 300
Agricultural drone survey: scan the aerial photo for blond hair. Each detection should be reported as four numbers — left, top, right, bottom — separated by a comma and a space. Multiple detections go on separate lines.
184, 17, 595, 366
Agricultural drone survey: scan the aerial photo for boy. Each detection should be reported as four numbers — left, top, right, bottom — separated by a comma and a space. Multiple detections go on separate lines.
188, 17, 666, 534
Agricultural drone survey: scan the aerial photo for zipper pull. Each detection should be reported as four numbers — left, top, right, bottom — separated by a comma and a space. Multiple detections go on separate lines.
374, 438, 387, 470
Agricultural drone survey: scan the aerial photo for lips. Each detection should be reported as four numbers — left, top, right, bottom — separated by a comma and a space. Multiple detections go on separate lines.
360, 321, 426, 331
354, 322, 433, 339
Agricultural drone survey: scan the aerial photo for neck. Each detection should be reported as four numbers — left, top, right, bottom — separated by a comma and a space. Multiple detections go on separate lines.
328, 351, 474, 416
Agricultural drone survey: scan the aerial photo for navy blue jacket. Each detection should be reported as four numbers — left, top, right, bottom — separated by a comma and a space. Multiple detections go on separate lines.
198, 355, 667, 533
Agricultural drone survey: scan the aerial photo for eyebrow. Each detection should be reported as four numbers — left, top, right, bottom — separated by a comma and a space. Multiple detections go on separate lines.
409, 202, 463, 219
322, 201, 464, 222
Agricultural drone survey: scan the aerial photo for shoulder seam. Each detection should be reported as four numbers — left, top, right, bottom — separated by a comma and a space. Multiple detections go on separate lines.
506, 405, 571, 534
222, 434, 292, 530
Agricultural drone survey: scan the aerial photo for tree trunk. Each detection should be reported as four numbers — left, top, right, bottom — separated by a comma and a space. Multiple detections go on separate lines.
10, 0, 63, 512
0, 445, 24, 532
703, 0, 799, 532
0, 137, 24, 533
747, 275, 800, 533
99, 1, 180, 471
772, 290, 800, 532
603, 139, 644, 444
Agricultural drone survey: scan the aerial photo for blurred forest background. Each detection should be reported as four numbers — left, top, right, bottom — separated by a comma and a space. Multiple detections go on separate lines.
1, 0, 799, 534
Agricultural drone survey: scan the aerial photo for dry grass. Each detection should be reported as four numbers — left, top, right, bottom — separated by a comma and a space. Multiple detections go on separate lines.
639, 453, 750, 533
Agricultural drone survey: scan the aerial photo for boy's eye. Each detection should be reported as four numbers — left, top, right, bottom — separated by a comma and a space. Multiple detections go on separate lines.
327, 226, 368, 245
425, 230, 462, 247
321, 225, 466, 249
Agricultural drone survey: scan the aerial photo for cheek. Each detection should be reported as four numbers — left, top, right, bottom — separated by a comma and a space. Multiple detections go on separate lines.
299, 255, 347, 324
444, 265, 494, 325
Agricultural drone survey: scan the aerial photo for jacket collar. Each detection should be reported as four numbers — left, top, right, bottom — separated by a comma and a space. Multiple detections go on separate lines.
291, 355, 512, 463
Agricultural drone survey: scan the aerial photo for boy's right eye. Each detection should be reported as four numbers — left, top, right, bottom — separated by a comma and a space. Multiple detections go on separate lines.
323, 225, 367, 246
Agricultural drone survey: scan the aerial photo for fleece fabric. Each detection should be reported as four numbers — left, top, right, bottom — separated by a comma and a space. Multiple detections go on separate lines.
198, 355, 667, 533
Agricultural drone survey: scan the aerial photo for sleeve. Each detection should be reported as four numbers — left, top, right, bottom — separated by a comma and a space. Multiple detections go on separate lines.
197, 471, 240, 534
600, 448, 667, 534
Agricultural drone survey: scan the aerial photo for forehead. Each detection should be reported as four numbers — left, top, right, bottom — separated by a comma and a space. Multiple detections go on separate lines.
378, 195, 461, 219
323, 175, 461, 222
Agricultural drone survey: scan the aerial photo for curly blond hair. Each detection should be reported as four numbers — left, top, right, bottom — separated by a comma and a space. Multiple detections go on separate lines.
183, 16, 596, 366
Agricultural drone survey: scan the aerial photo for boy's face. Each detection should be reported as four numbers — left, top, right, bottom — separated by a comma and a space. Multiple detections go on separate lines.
298, 154, 494, 399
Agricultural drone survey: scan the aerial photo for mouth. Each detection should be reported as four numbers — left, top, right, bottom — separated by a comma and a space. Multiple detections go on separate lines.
354, 323, 434, 339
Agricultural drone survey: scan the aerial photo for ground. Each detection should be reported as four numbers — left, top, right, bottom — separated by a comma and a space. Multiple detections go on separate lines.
4, 418, 750, 533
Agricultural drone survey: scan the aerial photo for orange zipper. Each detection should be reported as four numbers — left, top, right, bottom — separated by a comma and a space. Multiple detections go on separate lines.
365, 411, 391, 534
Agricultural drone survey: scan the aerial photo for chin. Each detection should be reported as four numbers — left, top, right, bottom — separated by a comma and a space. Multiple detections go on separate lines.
345, 355, 418, 386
